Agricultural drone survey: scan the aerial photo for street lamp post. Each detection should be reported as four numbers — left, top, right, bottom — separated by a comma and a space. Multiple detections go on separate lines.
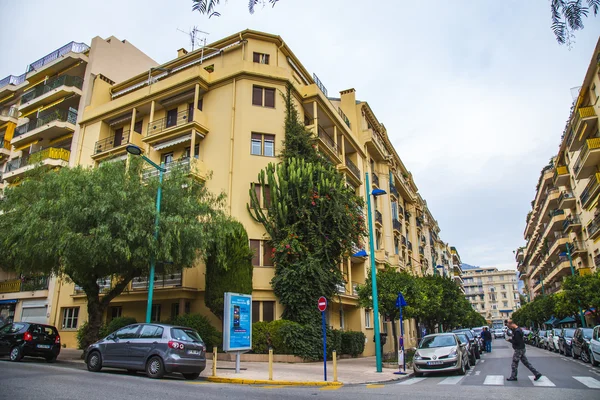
364, 172, 387, 373
126, 145, 167, 323
564, 243, 587, 328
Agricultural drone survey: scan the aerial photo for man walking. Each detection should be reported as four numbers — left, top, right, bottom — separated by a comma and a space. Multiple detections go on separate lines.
482, 327, 492, 353
506, 319, 542, 382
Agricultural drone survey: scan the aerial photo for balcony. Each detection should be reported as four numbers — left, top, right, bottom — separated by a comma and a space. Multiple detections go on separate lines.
374, 210, 383, 226
131, 271, 182, 290
3, 147, 70, 182
0, 73, 27, 96
0, 276, 49, 294
573, 138, 600, 180
568, 106, 598, 151
341, 158, 361, 185
372, 173, 380, 188
93, 129, 132, 159
389, 184, 399, 198
26, 41, 90, 81
0, 106, 19, 123
419, 246, 425, 256
544, 260, 572, 286
587, 214, 600, 240
19, 75, 84, 114
408, 241, 413, 252
401, 235, 407, 247
11, 108, 77, 147
142, 157, 207, 182
553, 165, 570, 186
393, 219, 402, 233
144, 109, 208, 147
316, 125, 341, 164
579, 173, 600, 208
563, 215, 582, 233
416, 217, 423, 230
360, 128, 388, 161
558, 191, 576, 209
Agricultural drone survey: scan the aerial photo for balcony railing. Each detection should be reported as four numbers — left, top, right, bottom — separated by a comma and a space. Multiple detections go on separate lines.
401, 235, 407, 246
337, 107, 350, 128
142, 157, 197, 180
0, 106, 19, 119
147, 109, 193, 137
554, 165, 568, 181
6, 147, 70, 172
345, 158, 360, 179
372, 173, 379, 187
549, 209, 565, 218
317, 125, 337, 153
0, 73, 26, 89
75, 277, 111, 294
558, 191, 575, 205
21, 75, 83, 104
0, 276, 49, 294
393, 219, 402, 231
132, 271, 182, 290
408, 241, 413, 252
312, 73, 328, 97
580, 174, 600, 206
352, 282, 359, 296
375, 210, 382, 224
587, 214, 600, 239
573, 138, 600, 176
27, 41, 90, 72
572, 105, 597, 132
14, 108, 77, 138
563, 215, 581, 231
390, 184, 399, 197
419, 246, 425, 255
95, 130, 131, 154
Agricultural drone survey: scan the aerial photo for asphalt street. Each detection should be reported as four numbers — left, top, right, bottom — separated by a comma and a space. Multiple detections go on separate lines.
0, 339, 599, 400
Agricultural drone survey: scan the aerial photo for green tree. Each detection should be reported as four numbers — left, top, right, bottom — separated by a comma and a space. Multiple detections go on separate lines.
357, 266, 419, 356
550, 0, 599, 46
192, 0, 279, 17
563, 272, 600, 321
0, 159, 225, 348
204, 219, 253, 320
248, 85, 366, 325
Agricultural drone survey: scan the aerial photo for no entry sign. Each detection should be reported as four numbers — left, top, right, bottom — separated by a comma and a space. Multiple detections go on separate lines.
318, 296, 327, 312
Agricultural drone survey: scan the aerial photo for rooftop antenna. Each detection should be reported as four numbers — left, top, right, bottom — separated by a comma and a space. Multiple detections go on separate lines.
176, 26, 209, 52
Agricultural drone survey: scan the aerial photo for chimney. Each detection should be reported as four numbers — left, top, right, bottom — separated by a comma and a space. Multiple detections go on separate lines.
177, 48, 188, 58
340, 88, 358, 130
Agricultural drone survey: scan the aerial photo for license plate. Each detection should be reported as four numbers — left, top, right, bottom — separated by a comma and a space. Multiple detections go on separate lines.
187, 350, 201, 355
37, 344, 51, 349
427, 361, 443, 365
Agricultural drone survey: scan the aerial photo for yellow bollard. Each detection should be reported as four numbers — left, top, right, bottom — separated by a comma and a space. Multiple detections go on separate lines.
333, 350, 338, 382
268, 348, 273, 380
212, 347, 217, 377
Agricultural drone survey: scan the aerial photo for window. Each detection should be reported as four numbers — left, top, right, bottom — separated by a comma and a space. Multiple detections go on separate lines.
139, 325, 164, 339
251, 133, 275, 157
502, 292, 507, 299
185, 301, 191, 315
263, 301, 275, 322
134, 120, 143, 134
198, 97, 203, 111
253, 52, 270, 64
249, 239, 274, 267
391, 202, 398, 221
263, 241, 274, 266
184, 144, 200, 159
151, 304, 161, 322
375, 230, 381, 250
116, 325, 140, 339
252, 86, 275, 108
488, 277, 493, 282
501, 284, 506, 290
503, 301, 509, 308
62, 307, 79, 329
252, 301, 260, 323
166, 108, 178, 128
394, 237, 400, 255
188, 102, 194, 121
171, 303, 179, 320
253, 183, 271, 208
109, 306, 122, 322
162, 152, 173, 165
492, 304, 497, 310
250, 240, 260, 266
365, 309, 372, 328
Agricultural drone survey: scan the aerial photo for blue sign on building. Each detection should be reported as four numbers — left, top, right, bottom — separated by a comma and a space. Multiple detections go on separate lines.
223, 292, 252, 352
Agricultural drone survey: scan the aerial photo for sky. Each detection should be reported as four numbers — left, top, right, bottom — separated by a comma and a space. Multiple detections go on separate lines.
1, 0, 599, 271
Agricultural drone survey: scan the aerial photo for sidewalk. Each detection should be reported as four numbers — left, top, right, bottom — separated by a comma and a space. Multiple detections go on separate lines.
57, 349, 412, 384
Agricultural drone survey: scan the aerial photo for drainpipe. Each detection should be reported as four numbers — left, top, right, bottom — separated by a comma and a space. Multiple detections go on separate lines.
227, 78, 237, 213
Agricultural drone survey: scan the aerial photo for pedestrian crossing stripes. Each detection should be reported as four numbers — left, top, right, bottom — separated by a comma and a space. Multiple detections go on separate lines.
483, 375, 504, 385
393, 375, 600, 389
573, 376, 600, 389
396, 377, 426, 385
438, 376, 464, 385
528, 376, 555, 387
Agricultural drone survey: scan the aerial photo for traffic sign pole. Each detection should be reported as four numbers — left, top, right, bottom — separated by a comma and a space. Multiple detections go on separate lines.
318, 296, 328, 381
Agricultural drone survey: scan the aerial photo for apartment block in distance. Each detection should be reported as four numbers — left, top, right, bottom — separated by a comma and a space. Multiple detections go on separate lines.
0, 37, 157, 327
517, 38, 600, 301
462, 267, 520, 325
5, 30, 455, 355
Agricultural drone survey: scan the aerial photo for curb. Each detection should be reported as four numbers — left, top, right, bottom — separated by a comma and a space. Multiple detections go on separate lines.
206, 376, 343, 386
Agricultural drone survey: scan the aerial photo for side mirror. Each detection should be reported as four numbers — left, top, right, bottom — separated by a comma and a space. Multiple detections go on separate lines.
107, 334, 117, 341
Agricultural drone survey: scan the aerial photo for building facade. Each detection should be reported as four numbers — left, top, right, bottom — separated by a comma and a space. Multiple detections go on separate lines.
0, 37, 156, 326
463, 267, 520, 324
1, 30, 459, 354
517, 39, 600, 300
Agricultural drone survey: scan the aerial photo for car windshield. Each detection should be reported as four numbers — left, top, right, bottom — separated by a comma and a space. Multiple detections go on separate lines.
0, 323, 26, 334
456, 334, 469, 344
563, 329, 575, 338
553, 329, 561, 335
171, 328, 203, 343
582, 329, 593, 340
420, 335, 457, 348
454, 330, 473, 339
472, 328, 483, 334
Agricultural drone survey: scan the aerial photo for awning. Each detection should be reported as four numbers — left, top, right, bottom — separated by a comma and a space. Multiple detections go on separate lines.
544, 317, 558, 325
558, 316, 575, 324
0, 299, 18, 304
585, 308, 596, 316
153, 134, 191, 150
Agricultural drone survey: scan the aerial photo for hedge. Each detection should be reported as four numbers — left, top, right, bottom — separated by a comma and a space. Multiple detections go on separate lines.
341, 331, 366, 357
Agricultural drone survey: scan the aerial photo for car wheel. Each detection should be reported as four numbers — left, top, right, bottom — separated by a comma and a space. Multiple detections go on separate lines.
475, 347, 481, 359
86, 351, 103, 372
414, 371, 423, 378
582, 350, 590, 363
45, 355, 57, 363
146, 356, 165, 379
573, 348, 579, 359
457, 360, 466, 375
182, 372, 200, 380
9, 346, 23, 362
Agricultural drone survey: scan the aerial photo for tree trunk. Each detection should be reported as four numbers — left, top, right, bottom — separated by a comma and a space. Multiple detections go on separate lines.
391, 318, 398, 358
82, 295, 105, 351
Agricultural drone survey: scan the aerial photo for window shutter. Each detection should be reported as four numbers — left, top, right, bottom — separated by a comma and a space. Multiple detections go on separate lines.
264, 88, 275, 108
252, 86, 263, 106
250, 240, 260, 266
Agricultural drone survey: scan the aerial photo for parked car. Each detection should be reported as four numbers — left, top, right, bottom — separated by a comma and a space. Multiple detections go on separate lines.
538, 330, 549, 349
493, 328, 504, 339
548, 329, 561, 352
572, 327, 594, 364
85, 323, 206, 380
0, 322, 61, 362
413, 333, 470, 377
455, 332, 477, 366
557, 328, 574, 356
591, 325, 600, 367
453, 329, 480, 359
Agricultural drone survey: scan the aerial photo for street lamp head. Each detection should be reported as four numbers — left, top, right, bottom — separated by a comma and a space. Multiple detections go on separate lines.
371, 189, 387, 197
126, 145, 143, 156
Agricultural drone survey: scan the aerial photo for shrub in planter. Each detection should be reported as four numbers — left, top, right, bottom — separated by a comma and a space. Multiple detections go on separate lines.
341, 331, 366, 357
280, 322, 321, 361
252, 321, 270, 354
170, 314, 222, 350
326, 328, 343, 358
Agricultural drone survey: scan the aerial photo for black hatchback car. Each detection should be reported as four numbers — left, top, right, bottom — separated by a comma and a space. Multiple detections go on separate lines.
572, 327, 594, 363
0, 322, 61, 362
558, 328, 576, 356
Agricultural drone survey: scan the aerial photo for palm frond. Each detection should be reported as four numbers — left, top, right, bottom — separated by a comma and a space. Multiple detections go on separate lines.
192, 0, 223, 17
587, 0, 600, 14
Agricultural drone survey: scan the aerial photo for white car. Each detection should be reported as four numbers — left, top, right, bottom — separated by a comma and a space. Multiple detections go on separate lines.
591, 325, 600, 367
493, 329, 504, 339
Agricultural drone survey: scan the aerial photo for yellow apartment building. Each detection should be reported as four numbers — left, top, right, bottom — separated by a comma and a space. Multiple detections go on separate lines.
2, 30, 458, 355
0, 37, 156, 326
462, 267, 520, 324
518, 38, 600, 300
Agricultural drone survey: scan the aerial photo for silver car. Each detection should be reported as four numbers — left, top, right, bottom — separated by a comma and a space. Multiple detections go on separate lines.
85, 323, 207, 380
413, 333, 470, 377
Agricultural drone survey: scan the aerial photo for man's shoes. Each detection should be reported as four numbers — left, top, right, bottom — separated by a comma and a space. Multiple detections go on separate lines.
506, 377, 518, 381
534, 374, 542, 381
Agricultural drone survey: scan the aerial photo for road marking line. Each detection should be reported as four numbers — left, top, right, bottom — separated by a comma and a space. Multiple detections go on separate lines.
528, 376, 555, 387
259, 386, 289, 389
480, 360, 485, 363
397, 378, 426, 385
439, 376, 464, 385
475, 371, 481, 376
589, 369, 600, 377
483, 375, 504, 386
573, 376, 600, 389
365, 384, 385, 389
320, 386, 342, 391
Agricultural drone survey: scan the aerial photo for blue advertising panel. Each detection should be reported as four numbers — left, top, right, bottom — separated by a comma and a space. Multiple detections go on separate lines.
223, 292, 252, 352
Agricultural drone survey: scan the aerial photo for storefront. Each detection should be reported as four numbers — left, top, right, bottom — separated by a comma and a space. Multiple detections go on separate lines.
0, 299, 17, 326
